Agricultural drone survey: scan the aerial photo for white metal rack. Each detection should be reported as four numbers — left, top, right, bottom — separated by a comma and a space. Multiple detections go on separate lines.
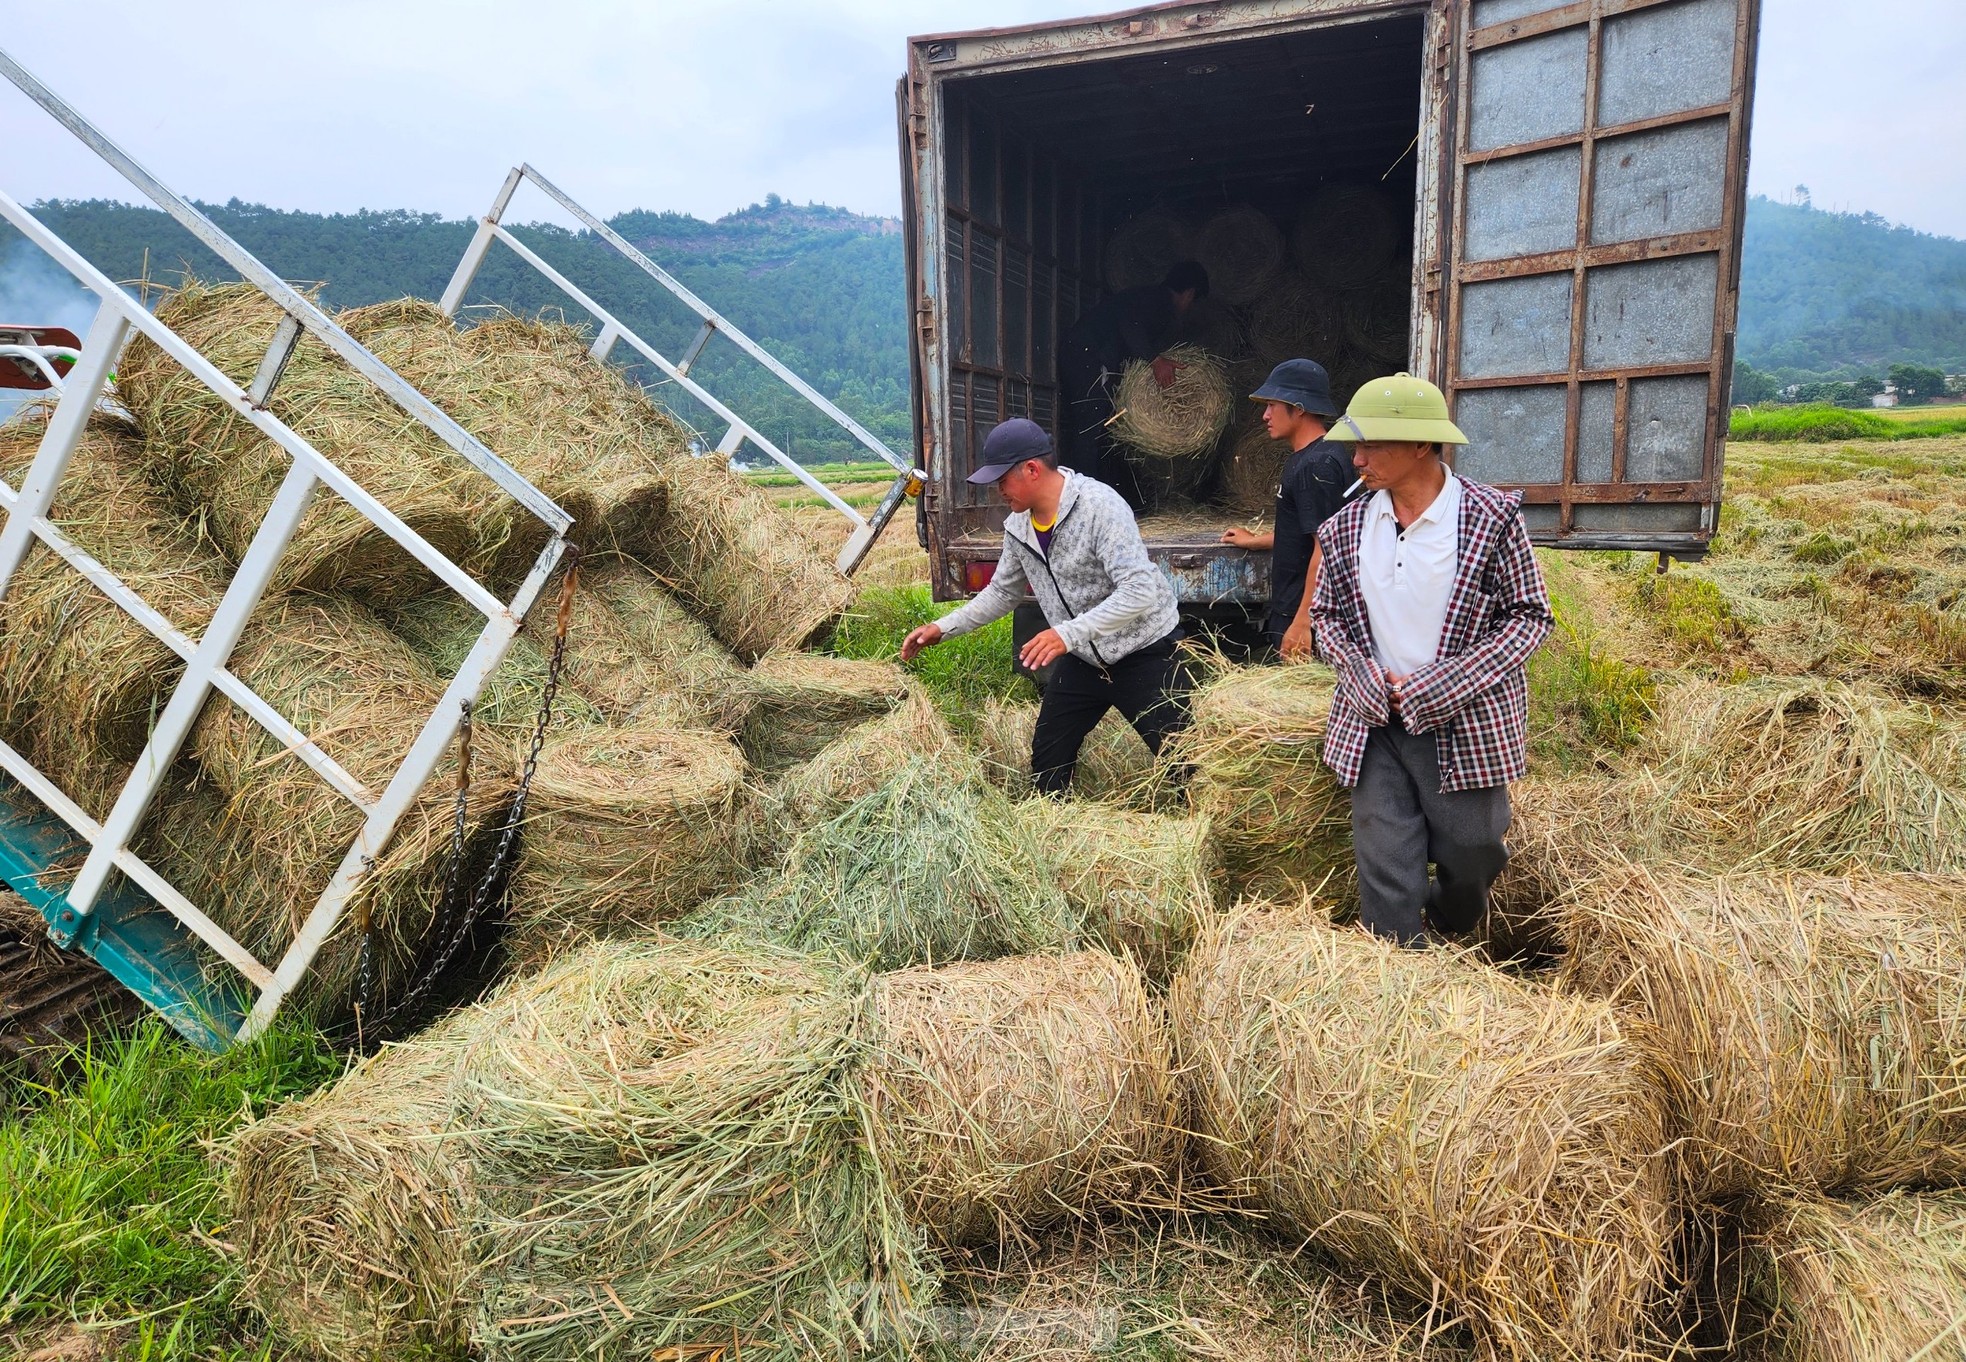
439, 164, 920, 575
0, 49, 571, 1046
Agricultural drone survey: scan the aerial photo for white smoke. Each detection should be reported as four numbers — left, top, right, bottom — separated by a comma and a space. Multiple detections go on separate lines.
0, 238, 102, 420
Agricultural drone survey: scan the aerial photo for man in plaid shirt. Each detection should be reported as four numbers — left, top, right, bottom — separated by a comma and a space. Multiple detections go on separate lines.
1312, 374, 1553, 945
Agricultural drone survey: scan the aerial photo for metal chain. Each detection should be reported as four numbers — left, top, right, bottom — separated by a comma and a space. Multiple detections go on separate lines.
363, 546, 581, 1038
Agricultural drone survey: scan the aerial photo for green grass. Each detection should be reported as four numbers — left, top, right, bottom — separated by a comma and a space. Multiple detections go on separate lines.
740, 460, 899, 488
0, 1022, 340, 1360
1728, 404, 1966, 443
1634, 569, 1750, 655
1872, 402, 1966, 424
1528, 557, 1657, 768
827, 584, 1033, 731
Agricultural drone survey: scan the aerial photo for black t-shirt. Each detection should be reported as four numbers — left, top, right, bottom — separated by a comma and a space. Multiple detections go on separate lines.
1266, 437, 1354, 641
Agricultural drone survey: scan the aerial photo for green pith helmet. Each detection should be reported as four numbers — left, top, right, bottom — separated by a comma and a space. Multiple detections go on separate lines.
1326, 372, 1468, 445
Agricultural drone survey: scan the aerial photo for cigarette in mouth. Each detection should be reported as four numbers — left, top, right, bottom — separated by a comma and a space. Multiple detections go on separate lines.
1345, 477, 1364, 496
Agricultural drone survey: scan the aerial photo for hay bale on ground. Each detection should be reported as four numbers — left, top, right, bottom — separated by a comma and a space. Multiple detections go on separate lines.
1616, 677, 1966, 876
1473, 774, 1626, 963
972, 698, 1157, 807
1560, 864, 1966, 1200
863, 952, 1178, 1247
726, 650, 917, 773
230, 1020, 479, 1362
1111, 344, 1233, 469
504, 725, 749, 970
1174, 903, 1674, 1362
683, 757, 1080, 971
1742, 1190, 1966, 1362
1104, 207, 1194, 292
631, 453, 856, 661
1169, 663, 1352, 896
0, 411, 226, 818
451, 938, 928, 1362
1015, 801, 1216, 981
763, 692, 958, 836
1292, 185, 1401, 288
1193, 204, 1286, 307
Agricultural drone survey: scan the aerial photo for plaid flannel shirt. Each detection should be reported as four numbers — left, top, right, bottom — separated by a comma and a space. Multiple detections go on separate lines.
1311, 476, 1553, 791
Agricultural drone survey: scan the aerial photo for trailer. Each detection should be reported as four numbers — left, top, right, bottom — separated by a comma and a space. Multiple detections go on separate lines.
901, 0, 1762, 614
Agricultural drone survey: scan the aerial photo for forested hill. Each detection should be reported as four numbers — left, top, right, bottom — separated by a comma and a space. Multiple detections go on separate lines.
0, 194, 909, 463
1737, 197, 1966, 378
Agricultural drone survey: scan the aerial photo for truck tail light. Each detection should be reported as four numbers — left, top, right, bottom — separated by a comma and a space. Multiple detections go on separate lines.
962, 559, 997, 592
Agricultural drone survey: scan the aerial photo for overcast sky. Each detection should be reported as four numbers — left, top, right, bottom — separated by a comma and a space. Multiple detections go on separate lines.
0, 0, 1959, 238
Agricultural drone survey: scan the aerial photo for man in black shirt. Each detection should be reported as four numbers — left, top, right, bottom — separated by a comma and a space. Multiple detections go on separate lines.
1057, 260, 1210, 508
1220, 359, 1351, 659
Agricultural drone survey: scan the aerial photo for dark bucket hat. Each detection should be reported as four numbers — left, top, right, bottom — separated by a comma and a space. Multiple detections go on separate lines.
1248, 358, 1340, 419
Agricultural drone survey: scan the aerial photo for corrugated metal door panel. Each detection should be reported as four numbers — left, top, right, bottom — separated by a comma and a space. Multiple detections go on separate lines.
1442, 0, 1762, 554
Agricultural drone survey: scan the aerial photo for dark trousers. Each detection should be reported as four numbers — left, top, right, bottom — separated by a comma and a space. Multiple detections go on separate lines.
1032, 634, 1191, 797
1350, 721, 1511, 946
1058, 349, 1145, 509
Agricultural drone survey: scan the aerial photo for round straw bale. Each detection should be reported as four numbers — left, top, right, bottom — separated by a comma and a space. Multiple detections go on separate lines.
451, 937, 928, 1362
1615, 677, 1966, 876
1472, 774, 1625, 963
1220, 418, 1290, 515
1110, 344, 1234, 463
1247, 269, 1347, 363
863, 952, 1179, 1247
1168, 663, 1352, 896
505, 725, 749, 970
0, 411, 226, 819
1014, 801, 1217, 981
683, 756, 1081, 971
1559, 863, 1966, 1200
763, 692, 958, 837
973, 698, 1156, 807
1171, 294, 1249, 361
1193, 204, 1286, 306
1340, 270, 1412, 360
629, 453, 856, 661
230, 1018, 479, 1362
1173, 903, 1674, 1361
726, 649, 917, 773
1104, 207, 1195, 292
1742, 1189, 1966, 1362
1292, 185, 1402, 288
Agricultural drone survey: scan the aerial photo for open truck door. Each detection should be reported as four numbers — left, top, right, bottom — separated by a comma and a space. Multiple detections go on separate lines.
1434, 0, 1762, 557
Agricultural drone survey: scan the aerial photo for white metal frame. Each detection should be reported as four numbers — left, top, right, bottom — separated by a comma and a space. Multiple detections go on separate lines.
439, 164, 920, 574
0, 49, 572, 1044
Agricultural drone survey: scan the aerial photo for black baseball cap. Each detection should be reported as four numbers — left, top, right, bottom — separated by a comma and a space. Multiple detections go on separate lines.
1249, 359, 1341, 418
966, 418, 1055, 484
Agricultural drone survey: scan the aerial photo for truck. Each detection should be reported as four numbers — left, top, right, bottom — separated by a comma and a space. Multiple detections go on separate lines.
900, 0, 1762, 617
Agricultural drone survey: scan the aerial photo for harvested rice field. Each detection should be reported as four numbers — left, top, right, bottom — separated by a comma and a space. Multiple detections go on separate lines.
6, 294, 1966, 1362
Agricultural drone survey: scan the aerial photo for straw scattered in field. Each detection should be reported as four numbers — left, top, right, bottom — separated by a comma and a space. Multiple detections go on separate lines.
0, 410, 225, 818
504, 724, 749, 970
1017, 801, 1216, 982
1111, 344, 1234, 463
1168, 662, 1352, 896
973, 698, 1157, 808
1742, 1189, 1966, 1362
683, 757, 1080, 971
1193, 204, 1285, 306
1174, 903, 1674, 1362
1560, 862, 1966, 1200
863, 952, 1178, 1248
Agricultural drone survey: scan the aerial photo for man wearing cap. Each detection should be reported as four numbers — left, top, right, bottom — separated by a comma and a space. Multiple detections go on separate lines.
1219, 358, 1353, 660
1057, 261, 1211, 509
1312, 373, 1553, 946
901, 417, 1188, 795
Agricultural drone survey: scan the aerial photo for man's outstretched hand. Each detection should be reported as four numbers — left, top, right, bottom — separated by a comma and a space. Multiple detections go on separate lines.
1150, 356, 1185, 390
1018, 627, 1068, 670
900, 621, 944, 661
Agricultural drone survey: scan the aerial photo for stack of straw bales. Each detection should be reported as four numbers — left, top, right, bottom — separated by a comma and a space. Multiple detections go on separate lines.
232, 936, 1183, 1360
1103, 206, 1194, 291
1192, 203, 1285, 306
1170, 663, 1352, 896
1174, 903, 1675, 1361
1293, 184, 1402, 289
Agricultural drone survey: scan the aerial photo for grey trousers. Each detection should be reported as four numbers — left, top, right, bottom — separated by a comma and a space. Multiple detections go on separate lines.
1350, 721, 1512, 946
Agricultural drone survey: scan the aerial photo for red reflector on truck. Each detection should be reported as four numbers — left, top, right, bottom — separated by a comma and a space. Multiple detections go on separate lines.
963, 560, 997, 592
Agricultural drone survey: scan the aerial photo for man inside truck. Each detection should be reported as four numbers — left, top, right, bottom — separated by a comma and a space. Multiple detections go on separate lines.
1310, 374, 1552, 947
1056, 260, 1210, 510
898, 417, 1189, 795
1218, 358, 1350, 661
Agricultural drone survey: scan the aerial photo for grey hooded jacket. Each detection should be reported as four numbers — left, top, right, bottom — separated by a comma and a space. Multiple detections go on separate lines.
936, 469, 1180, 666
